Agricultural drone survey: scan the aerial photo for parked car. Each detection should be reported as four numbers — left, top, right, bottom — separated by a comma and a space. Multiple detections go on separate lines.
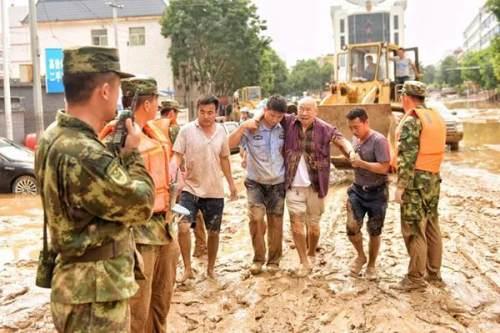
221, 121, 240, 154
427, 101, 464, 151
0, 137, 38, 194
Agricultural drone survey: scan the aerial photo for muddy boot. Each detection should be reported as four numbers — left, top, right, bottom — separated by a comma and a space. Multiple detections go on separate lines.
250, 262, 263, 275
390, 276, 427, 291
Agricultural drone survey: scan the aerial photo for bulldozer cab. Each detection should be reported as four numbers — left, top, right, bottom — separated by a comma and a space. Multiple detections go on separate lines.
320, 42, 419, 167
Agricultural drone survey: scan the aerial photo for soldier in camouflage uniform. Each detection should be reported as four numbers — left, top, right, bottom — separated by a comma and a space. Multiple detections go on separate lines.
392, 81, 446, 291
35, 46, 155, 332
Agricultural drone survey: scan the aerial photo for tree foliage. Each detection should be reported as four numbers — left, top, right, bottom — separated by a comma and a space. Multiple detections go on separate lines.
422, 65, 437, 85
259, 47, 289, 96
161, 0, 269, 96
461, 47, 499, 89
287, 60, 333, 96
438, 56, 463, 87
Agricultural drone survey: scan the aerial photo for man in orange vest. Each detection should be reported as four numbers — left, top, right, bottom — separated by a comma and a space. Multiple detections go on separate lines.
392, 81, 446, 291
100, 77, 180, 332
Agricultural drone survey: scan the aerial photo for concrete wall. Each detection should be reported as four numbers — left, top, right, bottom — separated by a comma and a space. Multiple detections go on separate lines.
37, 16, 174, 90
0, 96, 25, 143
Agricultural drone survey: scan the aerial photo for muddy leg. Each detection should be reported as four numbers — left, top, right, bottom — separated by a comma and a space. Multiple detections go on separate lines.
177, 221, 194, 282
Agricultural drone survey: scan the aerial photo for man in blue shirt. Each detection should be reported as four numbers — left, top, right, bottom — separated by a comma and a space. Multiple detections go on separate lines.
229, 95, 287, 275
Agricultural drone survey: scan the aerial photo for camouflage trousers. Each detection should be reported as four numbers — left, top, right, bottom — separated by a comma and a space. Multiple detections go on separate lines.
400, 171, 442, 282
51, 299, 130, 333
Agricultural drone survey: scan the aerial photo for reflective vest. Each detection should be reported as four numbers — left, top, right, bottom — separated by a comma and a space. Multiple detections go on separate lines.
149, 118, 175, 157
391, 107, 446, 173
99, 121, 171, 213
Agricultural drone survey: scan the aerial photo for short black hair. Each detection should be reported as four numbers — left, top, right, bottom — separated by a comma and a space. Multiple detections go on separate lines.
346, 108, 368, 122
287, 104, 298, 115
63, 72, 119, 105
266, 95, 287, 113
398, 47, 404, 51
197, 95, 219, 110
122, 95, 156, 109
160, 107, 176, 117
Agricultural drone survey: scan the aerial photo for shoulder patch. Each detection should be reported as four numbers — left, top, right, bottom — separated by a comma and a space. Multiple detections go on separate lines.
107, 161, 129, 186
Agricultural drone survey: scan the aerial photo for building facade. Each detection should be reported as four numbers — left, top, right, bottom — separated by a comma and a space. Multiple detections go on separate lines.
330, 0, 407, 53
463, 4, 499, 53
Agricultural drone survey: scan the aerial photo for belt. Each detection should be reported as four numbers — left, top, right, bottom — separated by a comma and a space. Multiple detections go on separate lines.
61, 237, 133, 264
353, 183, 387, 192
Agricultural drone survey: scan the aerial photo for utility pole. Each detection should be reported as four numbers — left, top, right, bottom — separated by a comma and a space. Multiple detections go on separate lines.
2, 0, 13, 140
29, 0, 44, 140
105, 1, 124, 50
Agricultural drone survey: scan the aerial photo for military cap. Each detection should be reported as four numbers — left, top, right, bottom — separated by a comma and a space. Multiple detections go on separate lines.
63, 46, 133, 78
121, 77, 158, 97
401, 80, 427, 98
160, 99, 180, 110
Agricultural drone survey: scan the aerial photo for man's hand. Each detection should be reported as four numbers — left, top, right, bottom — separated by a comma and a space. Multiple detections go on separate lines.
229, 183, 238, 201
350, 153, 363, 168
394, 186, 405, 204
241, 119, 259, 131
348, 150, 357, 161
123, 119, 141, 153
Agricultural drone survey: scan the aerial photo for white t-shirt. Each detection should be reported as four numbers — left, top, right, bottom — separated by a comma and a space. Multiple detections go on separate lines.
292, 155, 311, 187
396, 57, 412, 77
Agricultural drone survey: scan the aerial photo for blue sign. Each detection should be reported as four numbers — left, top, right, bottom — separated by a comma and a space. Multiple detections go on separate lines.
45, 48, 64, 93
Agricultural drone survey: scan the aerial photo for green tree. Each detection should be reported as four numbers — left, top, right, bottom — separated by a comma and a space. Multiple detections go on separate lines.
462, 48, 499, 89
439, 56, 463, 87
161, 0, 269, 96
422, 65, 437, 85
486, 0, 500, 82
259, 47, 289, 96
287, 59, 333, 96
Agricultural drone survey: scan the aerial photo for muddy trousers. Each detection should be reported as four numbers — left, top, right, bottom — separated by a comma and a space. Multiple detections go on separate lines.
130, 240, 180, 333
51, 300, 130, 333
401, 215, 442, 282
249, 205, 283, 265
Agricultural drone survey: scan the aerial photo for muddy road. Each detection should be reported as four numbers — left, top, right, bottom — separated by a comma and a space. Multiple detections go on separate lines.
1, 146, 499, 332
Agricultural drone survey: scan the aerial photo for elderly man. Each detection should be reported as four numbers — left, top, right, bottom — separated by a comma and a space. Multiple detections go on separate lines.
392, 81, 446, 291
283, 97, 355, 277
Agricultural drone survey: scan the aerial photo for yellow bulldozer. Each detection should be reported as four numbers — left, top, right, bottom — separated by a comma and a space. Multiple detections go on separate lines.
319, 42, 420, 166
230, 86, 262, 121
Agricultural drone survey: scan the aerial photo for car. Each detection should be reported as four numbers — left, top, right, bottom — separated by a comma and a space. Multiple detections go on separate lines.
0, 137, 38, 194
427, 101, 464, 151
221, 121, 240, 154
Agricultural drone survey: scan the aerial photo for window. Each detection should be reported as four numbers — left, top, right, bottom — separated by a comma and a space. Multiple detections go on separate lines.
129, 27, 145, 46
393, 15, 399, 30
394, 32, 399, 45
340, 19, 345, 33
91, 29, 108, 46
349, 45, 383, 82
348, 13, 390, 44
340, 36, 346, 49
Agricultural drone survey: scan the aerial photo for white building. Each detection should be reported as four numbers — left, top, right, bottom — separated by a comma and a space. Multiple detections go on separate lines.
0, 5, 31, 80
32, 0, 173, 91
463, 4, 499, 53
330, 0, 407, 53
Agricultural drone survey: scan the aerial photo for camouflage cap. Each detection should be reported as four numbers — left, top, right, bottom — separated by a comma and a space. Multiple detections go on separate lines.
160, 99, 180, 110
63, 46, 133, 78
401, 80, 427, 98
121, 77, 158, 97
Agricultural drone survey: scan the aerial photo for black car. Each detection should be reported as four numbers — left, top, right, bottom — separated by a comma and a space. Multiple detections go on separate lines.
0, 137, 38, 194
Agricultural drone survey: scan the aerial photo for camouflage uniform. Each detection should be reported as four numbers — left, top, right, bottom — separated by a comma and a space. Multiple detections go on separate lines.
35, 46, 155, 333
397, 81, 443, 284
119, 78, 180, 333
160, 99, 181, 143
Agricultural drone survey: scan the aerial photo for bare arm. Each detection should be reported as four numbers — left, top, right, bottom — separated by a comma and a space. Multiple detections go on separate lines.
228, 119, 258, 148
352, 160, 390, 174
220, 155, 237, 200
332, 136, 355, 158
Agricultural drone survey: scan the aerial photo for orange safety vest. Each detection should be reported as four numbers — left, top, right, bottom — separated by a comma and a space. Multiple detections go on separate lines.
149, 118, 175, 157
99, 121, 171, 213
391, 107, 446, 173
